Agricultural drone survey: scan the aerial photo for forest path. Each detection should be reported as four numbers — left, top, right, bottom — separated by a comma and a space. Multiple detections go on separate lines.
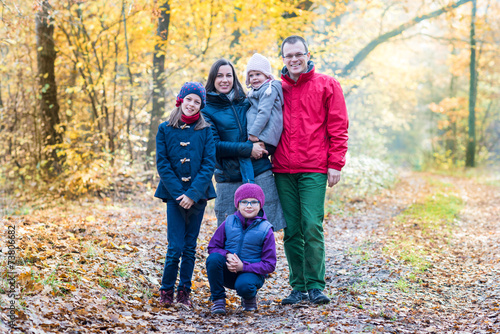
2, 172, 499, 333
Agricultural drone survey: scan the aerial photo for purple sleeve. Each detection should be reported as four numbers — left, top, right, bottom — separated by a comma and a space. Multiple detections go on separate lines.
208, 222, 230, 257
241, 229, 276, 275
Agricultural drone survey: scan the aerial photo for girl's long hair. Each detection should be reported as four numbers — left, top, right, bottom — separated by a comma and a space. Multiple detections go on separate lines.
167, 107, 210, 130
205, 58, 245, 100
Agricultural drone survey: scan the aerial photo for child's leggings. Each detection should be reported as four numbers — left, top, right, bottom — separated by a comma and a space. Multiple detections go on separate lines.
160, 199, 207, 292
206, 253, 265, 300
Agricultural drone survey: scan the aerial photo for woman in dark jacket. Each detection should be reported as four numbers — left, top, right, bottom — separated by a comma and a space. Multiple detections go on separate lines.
201, 59, 286, 231
155, 82, 216, 308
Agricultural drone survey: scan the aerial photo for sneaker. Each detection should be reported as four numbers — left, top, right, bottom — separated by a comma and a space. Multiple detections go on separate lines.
281, 290, 309, 305
159, 289, 174, 306
211, 299, 226, 315
176, 289, 192, 307
308, 289, 330, 304
241, 296, 257, 311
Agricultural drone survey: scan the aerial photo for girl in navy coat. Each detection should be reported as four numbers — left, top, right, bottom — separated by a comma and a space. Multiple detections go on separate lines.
155, 82, 216, 308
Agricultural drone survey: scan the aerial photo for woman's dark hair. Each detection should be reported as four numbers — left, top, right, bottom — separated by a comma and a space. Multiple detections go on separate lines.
205, 58, 245, 100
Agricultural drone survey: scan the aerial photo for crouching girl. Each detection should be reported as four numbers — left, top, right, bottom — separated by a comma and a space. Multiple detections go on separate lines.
206, 183, 276, 314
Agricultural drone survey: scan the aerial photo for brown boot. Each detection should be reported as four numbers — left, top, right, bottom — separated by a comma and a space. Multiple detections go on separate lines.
159, 289, 174, 306
176, 289, 192, 308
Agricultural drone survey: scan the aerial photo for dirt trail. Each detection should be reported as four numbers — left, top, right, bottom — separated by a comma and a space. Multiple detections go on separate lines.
317, 174, 499, 333
2, 172, 499, 333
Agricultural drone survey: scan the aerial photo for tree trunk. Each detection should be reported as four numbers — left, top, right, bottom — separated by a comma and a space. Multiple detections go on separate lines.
465, 0, 477, 167
36, 0, 62, 173
122, 0, 134, 163
339, 0, 472, 77
146, 1, 170, 162
0, 76, 3, 109
446, 48, 458, 164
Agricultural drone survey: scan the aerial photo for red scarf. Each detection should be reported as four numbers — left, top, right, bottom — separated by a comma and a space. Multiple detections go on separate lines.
181, 112, 200, 124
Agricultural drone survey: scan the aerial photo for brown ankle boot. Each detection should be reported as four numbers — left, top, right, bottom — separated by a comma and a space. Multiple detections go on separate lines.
159, 289, 174, 306
176, 289, 192, 307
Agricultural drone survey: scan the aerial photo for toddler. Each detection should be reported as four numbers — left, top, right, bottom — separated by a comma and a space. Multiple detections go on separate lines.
246, 53, 284, 155
239, 53, 284, 184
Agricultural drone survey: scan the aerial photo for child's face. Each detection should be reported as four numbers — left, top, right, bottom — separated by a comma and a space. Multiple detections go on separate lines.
181, 94, 202, 116
248, 71, 268, 89
238, 197, 261, 219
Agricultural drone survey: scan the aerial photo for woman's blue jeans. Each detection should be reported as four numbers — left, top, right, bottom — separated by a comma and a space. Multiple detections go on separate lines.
239, 157, 255, 184
160, 199, 206, 292
206, 253, 265, 300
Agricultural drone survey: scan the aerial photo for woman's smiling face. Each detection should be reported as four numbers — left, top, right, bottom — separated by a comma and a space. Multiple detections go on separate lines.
215, 65, 234, 94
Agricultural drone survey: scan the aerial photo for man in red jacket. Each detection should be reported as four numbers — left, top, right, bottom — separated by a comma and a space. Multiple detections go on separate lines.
273, 35, 349, 305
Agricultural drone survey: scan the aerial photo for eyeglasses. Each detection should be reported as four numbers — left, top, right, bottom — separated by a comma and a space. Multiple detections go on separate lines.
239, 200, 260, 207
282, 52, 308, 60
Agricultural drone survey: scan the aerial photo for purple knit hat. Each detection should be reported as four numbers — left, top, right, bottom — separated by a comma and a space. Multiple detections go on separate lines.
234, 183, 265, 208
176, 82, 206, 109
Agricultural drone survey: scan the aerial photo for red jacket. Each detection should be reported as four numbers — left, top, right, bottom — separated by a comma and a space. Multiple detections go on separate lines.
272, 64, 348, 173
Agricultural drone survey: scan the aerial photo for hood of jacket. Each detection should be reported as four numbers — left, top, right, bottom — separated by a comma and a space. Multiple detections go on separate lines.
206, 90, 246, 108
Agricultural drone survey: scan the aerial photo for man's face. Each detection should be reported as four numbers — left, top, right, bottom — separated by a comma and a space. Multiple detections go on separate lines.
282, 42, 310, 81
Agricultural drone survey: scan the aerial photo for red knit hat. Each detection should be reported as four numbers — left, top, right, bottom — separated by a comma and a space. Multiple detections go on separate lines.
234, 183, 265, 208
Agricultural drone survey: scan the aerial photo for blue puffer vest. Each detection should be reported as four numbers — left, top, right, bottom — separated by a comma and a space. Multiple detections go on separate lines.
224, 214, 272, 263
202, 92, 272, 183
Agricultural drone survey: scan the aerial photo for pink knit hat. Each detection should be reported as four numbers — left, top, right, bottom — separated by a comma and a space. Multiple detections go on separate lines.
245, 53, 274, 86
234, 183, 265, 208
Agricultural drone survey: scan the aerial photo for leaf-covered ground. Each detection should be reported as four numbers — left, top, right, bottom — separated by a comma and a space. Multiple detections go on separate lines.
1, 172, 499, 333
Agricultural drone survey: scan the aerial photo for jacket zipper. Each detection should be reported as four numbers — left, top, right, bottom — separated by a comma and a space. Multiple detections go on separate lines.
230, 104, 244, 140
236, 218, 260, 256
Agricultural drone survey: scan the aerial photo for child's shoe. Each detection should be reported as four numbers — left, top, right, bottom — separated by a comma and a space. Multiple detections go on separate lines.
211, 299, 226, 315
176, 289, 192, 308
159, 289, 174, 306
241, 296, 257, 311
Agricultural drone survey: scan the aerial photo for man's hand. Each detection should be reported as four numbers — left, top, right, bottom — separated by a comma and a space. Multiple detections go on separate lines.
248, 135, 259, 142
176, 194, 195, 209
226, 253, 243, 273
250, 142, 268, 160
327, 168, 341, 187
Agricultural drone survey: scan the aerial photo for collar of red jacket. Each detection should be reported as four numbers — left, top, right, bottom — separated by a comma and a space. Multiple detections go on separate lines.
281, 60, 315, 86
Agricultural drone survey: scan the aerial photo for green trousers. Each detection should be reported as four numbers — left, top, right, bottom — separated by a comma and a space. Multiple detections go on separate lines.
274, 173, 327, 291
